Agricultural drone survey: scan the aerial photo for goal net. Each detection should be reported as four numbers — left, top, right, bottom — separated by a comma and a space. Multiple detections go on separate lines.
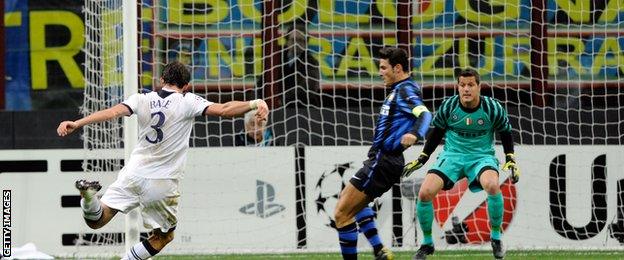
81, 0, 624, 255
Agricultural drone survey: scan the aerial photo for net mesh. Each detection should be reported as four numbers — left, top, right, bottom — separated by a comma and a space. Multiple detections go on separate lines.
82, 0, 624, 254
83, 0, 125, 171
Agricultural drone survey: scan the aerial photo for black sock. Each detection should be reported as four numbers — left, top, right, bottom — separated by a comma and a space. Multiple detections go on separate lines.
337, 222, 358, 260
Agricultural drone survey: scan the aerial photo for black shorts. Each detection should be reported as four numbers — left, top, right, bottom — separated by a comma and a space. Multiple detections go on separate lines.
349, 149, 404, 199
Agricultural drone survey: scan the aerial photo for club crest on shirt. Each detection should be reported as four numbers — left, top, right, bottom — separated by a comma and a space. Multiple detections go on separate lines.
477, 118, 484, 125
466, 118, 473, 125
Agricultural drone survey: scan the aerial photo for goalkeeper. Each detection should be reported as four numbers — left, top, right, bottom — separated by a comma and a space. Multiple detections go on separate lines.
403, 69, 519, 260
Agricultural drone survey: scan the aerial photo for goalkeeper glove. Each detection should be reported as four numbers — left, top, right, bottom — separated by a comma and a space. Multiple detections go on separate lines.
402, 152, 429, 178
503, 153, 520, 183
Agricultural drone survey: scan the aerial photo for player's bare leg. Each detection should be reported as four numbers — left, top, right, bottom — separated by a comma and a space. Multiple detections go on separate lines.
122, 228, 174, 260
148, 228, 175, 251
479, 170, 501, 195
75, 180, 118, 229
480, 170, 505, 259
334, 183, 371, 260
335, 183, 371, 228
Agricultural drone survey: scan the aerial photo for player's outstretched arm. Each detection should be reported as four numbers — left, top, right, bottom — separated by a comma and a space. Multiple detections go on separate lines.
57, 104, 131, 137
205, 99, 268, 119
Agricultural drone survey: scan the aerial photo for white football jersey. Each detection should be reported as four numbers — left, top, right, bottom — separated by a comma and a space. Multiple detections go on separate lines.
121, 89, 213, 179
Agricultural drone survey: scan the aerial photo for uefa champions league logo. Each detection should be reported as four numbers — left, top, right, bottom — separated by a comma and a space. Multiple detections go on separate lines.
315, 162, 382, 228
315, 163, 351, 228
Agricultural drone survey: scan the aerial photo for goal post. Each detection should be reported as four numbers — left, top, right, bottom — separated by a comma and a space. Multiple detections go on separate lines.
122, 0, 140, 252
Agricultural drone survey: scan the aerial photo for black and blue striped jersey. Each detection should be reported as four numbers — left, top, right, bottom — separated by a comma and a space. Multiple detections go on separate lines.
372, 78, 432, 153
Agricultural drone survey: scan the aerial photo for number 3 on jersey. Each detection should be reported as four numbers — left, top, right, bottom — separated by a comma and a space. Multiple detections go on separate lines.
146, 111, 165, 144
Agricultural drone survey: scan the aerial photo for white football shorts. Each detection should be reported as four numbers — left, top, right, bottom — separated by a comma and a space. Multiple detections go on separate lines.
101, 172, 180, 233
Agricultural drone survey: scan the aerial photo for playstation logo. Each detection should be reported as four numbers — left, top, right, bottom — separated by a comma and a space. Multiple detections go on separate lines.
239, 180, 285, 218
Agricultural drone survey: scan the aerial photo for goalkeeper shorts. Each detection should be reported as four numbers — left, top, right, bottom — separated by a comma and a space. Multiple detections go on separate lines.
101, 171, 179, 233
350, 149, 404, 198
428, 153, 499, 193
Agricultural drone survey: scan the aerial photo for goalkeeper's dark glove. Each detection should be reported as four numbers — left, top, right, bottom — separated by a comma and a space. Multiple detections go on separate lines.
402, 152, 429, 178
503, 153, 520, 183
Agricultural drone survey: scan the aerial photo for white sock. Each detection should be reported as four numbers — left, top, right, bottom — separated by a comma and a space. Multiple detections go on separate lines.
80, 197, 102, 221
122, 240, 159, 260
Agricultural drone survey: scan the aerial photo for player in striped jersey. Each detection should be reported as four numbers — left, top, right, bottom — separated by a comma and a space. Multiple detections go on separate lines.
333, 47, 433, 260
57, 61, 268, 260
402, 69, 520, 260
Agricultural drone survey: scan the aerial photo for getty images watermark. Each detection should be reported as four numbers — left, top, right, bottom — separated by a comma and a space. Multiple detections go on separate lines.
2, 190, 10, 258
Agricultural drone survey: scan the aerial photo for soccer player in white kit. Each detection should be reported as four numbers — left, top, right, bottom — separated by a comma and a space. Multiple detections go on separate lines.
57, 61, 269, 260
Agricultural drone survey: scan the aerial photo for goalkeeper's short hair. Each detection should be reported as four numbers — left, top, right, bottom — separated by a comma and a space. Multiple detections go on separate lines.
457, 68, 480, 84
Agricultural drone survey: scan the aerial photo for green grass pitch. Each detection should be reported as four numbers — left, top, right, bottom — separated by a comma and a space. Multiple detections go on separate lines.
147, 250, 624, 260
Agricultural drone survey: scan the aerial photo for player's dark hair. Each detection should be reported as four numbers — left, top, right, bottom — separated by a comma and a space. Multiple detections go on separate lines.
162, 61, 191, 88
379, 47, 410, 73
457, 68, 480, 84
